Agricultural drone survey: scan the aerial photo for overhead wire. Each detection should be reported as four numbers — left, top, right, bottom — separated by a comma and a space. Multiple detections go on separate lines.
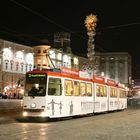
5, 0, 140, 53
9, 0, 87, 40
0, 24, 47, 44
8, 0, 108, 52
100, 22, 140, 30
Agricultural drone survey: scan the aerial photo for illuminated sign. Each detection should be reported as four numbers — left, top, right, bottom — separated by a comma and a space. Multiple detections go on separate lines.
28, 73, 46, 78
107, 79, 116, 86
61, 67, 79, 77
93, 75, 105, 84
79, 71, 91, 79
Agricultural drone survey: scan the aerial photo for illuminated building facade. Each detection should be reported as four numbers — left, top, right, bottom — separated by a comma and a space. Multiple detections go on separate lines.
33, 45, 79, 70
96, 52, 132, 87
0, 39, 34, 98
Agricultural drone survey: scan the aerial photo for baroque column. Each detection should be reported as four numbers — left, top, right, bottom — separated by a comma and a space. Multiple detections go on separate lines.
115, 57, 119, 82
84, 13, 98, 75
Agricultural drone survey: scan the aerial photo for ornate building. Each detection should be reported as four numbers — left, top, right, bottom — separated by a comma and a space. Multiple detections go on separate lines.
0, 39, 34, 98
33, 45, 79, 70
95, 52, 132, 87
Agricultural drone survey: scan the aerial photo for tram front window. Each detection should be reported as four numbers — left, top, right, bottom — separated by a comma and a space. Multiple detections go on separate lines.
25, 73, 47, 96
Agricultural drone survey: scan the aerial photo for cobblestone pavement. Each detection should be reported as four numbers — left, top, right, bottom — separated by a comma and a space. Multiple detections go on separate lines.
0, 108, 140, 140
0, 98, 140, 140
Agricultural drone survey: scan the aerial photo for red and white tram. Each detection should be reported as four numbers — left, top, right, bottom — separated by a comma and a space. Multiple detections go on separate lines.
107, 79, 118, 111
117, 83, 127, 110
23, 67, 128, 118
93, 76, 108, 113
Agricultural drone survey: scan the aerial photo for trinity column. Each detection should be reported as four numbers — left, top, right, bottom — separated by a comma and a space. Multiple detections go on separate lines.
115, 57, 119, 82
105, 57, 109, 78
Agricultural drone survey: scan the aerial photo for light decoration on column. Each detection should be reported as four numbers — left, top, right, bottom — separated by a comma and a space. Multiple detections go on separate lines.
84, 13, 98, 75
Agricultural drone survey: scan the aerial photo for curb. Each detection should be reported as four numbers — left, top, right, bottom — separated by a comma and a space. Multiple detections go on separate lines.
0, 117, 15, 124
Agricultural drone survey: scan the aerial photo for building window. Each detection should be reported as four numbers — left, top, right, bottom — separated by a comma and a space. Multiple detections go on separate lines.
37, 59, 41, 66
21, 63, 24, 72
37, 49, 41, 53
56, 61, 62, 68
29, 64, 32, 71
57, 53, 62, 60
10, 60, 14, 70
5, 60, 9, 70
5, 62, 8, 70
25, 64, 28, 72
63, 55, 69, 67
16, 62, 19, 71
49, 50, 55, 59
43, 49, 47, 53
15, 51, 24, 60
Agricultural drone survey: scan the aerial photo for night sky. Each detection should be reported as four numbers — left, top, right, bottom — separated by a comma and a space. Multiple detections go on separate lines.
0, 0, 140, 79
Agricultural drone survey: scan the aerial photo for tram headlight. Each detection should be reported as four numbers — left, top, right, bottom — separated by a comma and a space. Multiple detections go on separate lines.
31, 103, 36, 108
41, 112, 46, 117
23, 111, 28, 117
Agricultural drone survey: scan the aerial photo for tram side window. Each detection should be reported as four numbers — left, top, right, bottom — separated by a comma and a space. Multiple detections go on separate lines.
73, 81, 80, 96
119, 90, 122, 98
96, 85, 103, 97
100, 86, 104, 96
96, 85, 100, 97
86, 83, 92, 96
48, 78, 61, 96
120, 90, 126, 98
80, 82, 86, 96
96, 85, 107, 97
110, 87, 117, 97
102, 86, 107, 97
65, 80, 73, 96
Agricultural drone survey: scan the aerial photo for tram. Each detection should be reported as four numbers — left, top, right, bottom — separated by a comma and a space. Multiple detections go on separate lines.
107, 79, 119, 111
23, 67, 128, 118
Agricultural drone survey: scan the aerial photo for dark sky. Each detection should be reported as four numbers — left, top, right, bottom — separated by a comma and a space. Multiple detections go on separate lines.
0, 0, 140, 79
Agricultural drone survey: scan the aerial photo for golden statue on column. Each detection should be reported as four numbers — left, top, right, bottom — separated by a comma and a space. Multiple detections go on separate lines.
84, 13, 98, 73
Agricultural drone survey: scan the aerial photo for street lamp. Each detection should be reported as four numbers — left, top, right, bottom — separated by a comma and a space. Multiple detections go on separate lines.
84, 13, 98, 74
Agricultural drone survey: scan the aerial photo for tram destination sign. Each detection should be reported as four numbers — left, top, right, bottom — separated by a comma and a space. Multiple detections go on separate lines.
27, 73, 46, 78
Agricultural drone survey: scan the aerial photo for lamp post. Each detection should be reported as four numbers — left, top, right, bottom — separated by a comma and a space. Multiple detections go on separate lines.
84, 13, 98, 74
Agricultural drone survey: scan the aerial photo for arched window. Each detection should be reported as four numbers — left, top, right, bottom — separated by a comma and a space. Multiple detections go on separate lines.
10, 60, 14, 70
5, 60, 9, 70
16, 62, 19, 71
